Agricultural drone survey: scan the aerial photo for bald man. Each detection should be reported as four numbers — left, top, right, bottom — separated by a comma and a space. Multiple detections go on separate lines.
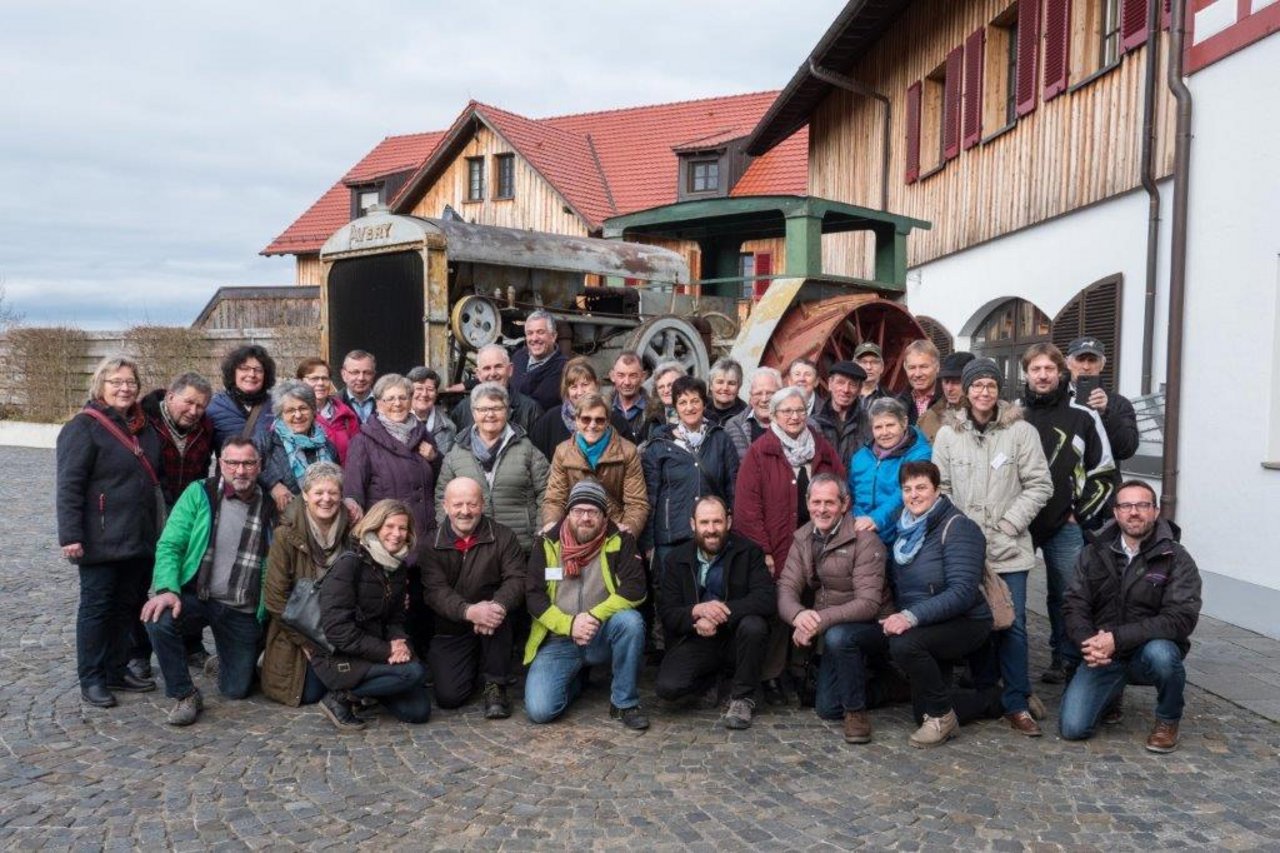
420, 477, 527, 718
449, 344, 543, 433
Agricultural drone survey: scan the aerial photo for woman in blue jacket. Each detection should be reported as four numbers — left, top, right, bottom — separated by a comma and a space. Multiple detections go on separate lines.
848, 397, 932, 546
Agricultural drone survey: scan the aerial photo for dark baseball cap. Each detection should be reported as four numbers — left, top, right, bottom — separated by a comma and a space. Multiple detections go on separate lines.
1067, 337, 1105, 358
853, 342, 883, 360
938, 351, 976, 379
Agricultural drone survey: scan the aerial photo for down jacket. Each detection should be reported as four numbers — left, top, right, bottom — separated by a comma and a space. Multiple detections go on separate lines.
542, 433, 649, 535
311, 543, 410, 692
931, 402, 1053, 574
344, 415, 441, 565
640, 422, 739, 549
777, 514, 893, 628
887, 496, 992, 627
435, 426, 549, 551
315, 397, 361, 465
848, 426, 933, 546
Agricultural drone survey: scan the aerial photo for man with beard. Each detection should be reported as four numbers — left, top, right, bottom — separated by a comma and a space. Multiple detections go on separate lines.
523, 479, 649, 729
654, 496, 775, 730
1059, 481, 1201, 753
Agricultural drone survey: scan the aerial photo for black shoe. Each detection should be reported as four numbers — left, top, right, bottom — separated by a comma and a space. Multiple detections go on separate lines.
609, 703, 650, 731
761, 678, 787, 707
81, 684, 117, 708
108, 672, 157, 693
1040, 662, 1067, 685
186, 649, 211, 670
127, 658, 153, 680
319, 692, 367, 731
483, 682, 512, 720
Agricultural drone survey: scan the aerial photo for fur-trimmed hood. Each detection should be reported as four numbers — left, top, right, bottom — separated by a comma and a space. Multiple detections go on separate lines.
942, 399, 1025, 432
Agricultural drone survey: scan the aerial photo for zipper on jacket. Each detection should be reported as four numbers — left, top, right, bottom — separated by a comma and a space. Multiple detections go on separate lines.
99, 493, 106, 532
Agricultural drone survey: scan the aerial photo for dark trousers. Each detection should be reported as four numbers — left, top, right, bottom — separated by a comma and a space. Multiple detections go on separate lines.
814, 621, 891, 719
350, 660, 432, 724
404, 565, 435, 659
145, 594, 262, 699
654, 614, 769, 702
426, 623, 515, 709
76, 558, 152, 689
889, 618, 992, 721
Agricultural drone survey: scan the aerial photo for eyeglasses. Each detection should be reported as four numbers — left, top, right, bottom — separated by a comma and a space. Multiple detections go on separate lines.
236, 365, 265, 375
577, 416, 608, 426
282, 406, 312, 418
569, 506, 603, 518
969, 382, 1000, 395
221, 458, 259, 469
473, 405, 507, 415
103, 379, 139, 389
775, 408, 806, 418
1116, 501, 1155, 513
380, 395, 410, 404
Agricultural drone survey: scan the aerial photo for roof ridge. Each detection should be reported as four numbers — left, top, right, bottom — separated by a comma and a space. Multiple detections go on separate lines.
538, 89, 781, 121
585, 133, 618, 217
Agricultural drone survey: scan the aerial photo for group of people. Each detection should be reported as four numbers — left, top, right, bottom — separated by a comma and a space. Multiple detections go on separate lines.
55, 309, 1202, 754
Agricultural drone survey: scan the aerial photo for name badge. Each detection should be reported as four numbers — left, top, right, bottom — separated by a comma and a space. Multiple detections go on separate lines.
991, 452, 1009, 470
545, 566, 564, 581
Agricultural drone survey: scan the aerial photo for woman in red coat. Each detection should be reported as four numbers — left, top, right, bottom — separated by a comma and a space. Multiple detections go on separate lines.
734, 384, 844, 704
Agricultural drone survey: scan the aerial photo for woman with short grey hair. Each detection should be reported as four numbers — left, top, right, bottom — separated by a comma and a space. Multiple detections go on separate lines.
848, 396, 932, 547
408, 366, 456, 454
257, 380, 337, 511
705, 358, 747, 426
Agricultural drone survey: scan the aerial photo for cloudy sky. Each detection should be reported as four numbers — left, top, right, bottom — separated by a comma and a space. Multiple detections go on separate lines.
0, 1, 844, 329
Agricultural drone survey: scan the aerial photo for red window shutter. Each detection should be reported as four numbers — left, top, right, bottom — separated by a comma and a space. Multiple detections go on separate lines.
1015, 0, 1041, 116
753, 253, 773, 300
1121, 0, 1149, 51
905, 81, 922, 182
943, 46, 963, 160
1043, 0, 1070, 100
963, 27, 985, 149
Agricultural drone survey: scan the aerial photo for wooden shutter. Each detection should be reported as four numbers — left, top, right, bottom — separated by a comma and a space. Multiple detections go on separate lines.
1015, 0, 1041, 117
1051, 276, 1123, 390
905, 81, 922, 182
753, 253, 773, 300
963, 28, 985, 149
1043, 0, 1071, 100
1121, 0, 1149, 52
943, 46, 964, 160
916, 316, 955, 359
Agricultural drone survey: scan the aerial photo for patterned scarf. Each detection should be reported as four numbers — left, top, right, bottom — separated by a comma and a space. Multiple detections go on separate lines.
770, 422, 815, 468
893, 498, 943, 566
576, 427, 613, 470
377, 412, 416, 445
872, 427, 912, 461
305, 510, 348, 574
273, 418, 335, 481
673, 420, 707, 450
559, 400, 578, 433
195, 481, 270, 607
559, 517, 607, 579
159, 399, 191, 453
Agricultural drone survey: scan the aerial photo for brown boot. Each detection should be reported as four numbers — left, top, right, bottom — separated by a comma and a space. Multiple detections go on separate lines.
1145, 719, 1180, 753
909, 710, 958, 748
1005, 710, 1043, 737
842, 710, 871, 744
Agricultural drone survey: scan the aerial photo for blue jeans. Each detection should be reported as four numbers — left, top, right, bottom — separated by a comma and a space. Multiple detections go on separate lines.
1059, 639, 1187, 740
524, 609, 645, 723
1040, 523, 1084, 666
996, 571, 1031, 713
77, 558, 152, 689
146, 594, 261, 699
814, 621, 889, 720
350, 660, 431, 724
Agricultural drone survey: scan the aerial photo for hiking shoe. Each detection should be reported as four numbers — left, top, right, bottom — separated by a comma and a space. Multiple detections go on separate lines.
909, 710, 958, 749
842, 710, 872, 744
320, 692, 367, 731
722, 697, 755, 730
1145, 719, 1180, 753
609, 703, 650, 731
483, 682, 512, 720
202, 655, 220, 681
127, 657, 153, 680
167, 689, 203, 727
1028, 693, 1047, 721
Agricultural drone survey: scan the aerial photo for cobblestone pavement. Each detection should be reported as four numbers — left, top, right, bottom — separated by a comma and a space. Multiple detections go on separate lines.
2, 446, 1277, 850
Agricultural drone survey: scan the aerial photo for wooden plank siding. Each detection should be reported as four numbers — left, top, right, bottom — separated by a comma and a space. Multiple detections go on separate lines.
407, 125, 589, 237
295, 255, 323, 286
810, 0, 1176, 278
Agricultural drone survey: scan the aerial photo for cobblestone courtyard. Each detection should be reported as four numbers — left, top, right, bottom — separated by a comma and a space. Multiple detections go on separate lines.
1, 447, 1277, 850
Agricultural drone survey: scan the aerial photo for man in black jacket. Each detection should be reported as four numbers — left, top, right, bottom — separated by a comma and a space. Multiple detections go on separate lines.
655, 496, 776, 730
1066, 337, 1140, 529
510, 310, 567, 412
1059, 481, 1201, 753
814, 360, 868, 465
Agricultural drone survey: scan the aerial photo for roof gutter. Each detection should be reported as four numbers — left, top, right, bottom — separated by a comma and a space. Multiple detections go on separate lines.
1138, 0, 1161, 395
807, 60, 891, 211
1161, 0, 1193, 522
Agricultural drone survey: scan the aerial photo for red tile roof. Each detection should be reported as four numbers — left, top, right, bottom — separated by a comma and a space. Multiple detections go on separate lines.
670, 128, 750, 153
731, 126, 809, 197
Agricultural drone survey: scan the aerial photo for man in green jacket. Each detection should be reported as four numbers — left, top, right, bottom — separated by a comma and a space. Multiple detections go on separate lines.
140, 437, 275, 726
523, 479, 649, 730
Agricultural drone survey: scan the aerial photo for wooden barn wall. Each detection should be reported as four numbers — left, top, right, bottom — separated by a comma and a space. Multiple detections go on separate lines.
408, 125, 589, 237
810, 0, 1177, 277
197, 298, 320, 331
295, 255, 323, 286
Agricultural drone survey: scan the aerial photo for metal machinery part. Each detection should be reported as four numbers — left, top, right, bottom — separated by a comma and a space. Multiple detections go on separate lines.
450, 295, 503, 350
625, 315, 711, 378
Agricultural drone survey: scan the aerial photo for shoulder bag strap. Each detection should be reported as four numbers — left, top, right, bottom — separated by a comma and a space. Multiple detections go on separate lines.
240, 402, 265, 439
82, 407, 159, 487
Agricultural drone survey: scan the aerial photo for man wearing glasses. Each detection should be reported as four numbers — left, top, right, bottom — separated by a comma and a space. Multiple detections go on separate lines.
138, 438, 275, 726
1058, 481, 1202, 753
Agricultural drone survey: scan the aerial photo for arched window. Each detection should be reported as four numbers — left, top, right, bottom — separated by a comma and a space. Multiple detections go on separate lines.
1052, 275, 1123, 392
915, 315, 954, 359
969, 298, 1052, 398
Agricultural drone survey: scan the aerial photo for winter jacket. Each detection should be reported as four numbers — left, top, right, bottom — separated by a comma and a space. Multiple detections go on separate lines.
141, 389, 214, 507
1021, 382, 1116, 545
1071, 385, 1140, 462
312, 544, 411, 692
344, 415, 442, 565
734, 428, 845, 577
511, 347, 567, 412
528, 406, 633, 461
421, 517, 526, 635
207, 390, 272, 450
917, 399, 961, 444
705, 397, 747, 427
316, 397, 361, 465
932, 402, 1053, 574
610, 390, 649, 445
450, 388, 542, 435
777, 514, 893, 627
887, 496, 992, 627
56, 403, 164, 564
435, 426, 549, 552
641, 422, 739, 549
1064, 519, 1201, 658
659, 532, 775, 645
542, 433, 649, 535
524, 523, 646, 663
848, 426, 933, 547
419, 407, 458, 456
896, 385, 942, 427
724, 408, 769, 460
261, 497, 351, 706
256, 426, 338, 496
338, 389, 374, 423
813, 397, 865, 468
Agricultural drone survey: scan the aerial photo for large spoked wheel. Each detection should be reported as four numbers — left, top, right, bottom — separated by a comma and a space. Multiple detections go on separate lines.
450, 295, 502, 350
626, 315, 710, 377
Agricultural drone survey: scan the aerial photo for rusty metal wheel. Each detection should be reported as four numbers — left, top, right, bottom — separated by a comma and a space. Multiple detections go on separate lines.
626, 315, 710, 378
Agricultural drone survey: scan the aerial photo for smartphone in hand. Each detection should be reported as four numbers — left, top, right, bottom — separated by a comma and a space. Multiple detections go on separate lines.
1075, 374, 1102, 400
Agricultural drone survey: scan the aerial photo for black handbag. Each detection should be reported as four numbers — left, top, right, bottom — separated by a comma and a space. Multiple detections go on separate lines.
281, 576, 334, 653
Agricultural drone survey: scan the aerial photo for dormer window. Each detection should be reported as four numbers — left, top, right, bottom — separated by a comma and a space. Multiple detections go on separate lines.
688, 159, 720, 193
358, 189, 381, 215
351, 183, 384, 219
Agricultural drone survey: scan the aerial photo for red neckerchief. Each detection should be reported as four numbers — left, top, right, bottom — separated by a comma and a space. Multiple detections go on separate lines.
455, 534, 478, 554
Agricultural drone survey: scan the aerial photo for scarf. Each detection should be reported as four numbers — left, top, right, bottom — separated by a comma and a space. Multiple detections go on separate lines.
227, 384, 269, 410
470, 424, 513, 483
872, 428, 913, 461
362, 532, 408, 573
159, 399, 192, 453
559, 400, 577, 433
273, 418, 334, 482
559, 517, 607, 579
576, 427, 612, 470
893, 499, 943, 566
94, 401, 148, 436
378, 412, 416, 445
195, 481, 269, 606
673, 420, 706, 450
305, 512, 346, 574
770, 421, 815, 468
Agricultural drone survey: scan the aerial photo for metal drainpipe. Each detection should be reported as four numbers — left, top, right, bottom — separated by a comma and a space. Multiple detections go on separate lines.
807, 60, 891, 211
1138, 0, 1162, 395
1161, 0, 1193, 521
